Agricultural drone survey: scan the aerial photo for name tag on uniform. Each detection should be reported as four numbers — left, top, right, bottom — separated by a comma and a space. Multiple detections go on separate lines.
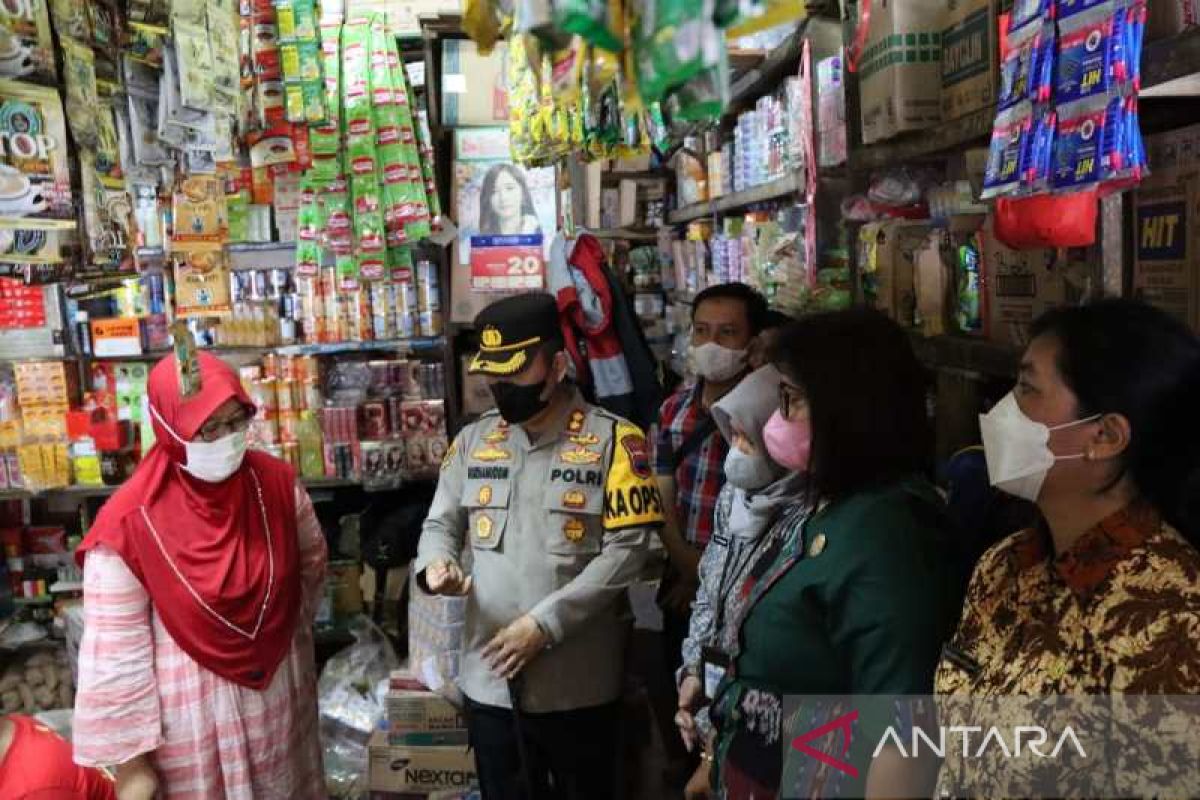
701, 645, 731, 701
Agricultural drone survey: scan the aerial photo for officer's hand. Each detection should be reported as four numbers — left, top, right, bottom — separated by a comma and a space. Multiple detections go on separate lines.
676, 675, 704, 751
482, 614, 548, 680
425, 559, 472, 596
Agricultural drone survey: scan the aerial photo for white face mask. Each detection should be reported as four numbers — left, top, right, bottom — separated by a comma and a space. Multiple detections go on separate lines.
151, 405, 249, 483
689, 342, 748, 382
978, 392, 1100, 502
724, 447, 778, 491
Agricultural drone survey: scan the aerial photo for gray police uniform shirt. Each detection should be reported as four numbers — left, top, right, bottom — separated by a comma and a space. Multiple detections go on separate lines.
415, 391, 665, 713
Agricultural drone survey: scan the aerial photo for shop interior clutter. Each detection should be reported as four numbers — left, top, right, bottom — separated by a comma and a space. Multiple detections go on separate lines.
0, 0, 1197, 795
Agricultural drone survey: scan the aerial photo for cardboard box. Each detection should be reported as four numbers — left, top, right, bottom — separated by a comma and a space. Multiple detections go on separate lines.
941, 0, 998, 121
1145, 0, 1198, 42
865, 221, 933, 328
979, 217, 1090, 347
442, 40, 509, 127
368, 732, 477, 795
858, 0, 945, 144
385, 689, 466, 732
1133, 166, 1200, 331
387, 728, 470, 748
915, 232, 952, 336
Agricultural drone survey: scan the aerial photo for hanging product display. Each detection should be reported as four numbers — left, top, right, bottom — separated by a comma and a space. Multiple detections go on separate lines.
982, 0, 1147, 200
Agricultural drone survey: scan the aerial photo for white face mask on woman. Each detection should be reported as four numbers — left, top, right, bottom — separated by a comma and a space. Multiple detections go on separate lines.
978, 392, 1100, 502
689, 342, 748, 383
150, 405, 249, 483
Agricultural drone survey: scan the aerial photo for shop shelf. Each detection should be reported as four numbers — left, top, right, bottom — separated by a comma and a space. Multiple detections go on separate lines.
0, 476, 367, 502
668, 173, 806, 225
1141, 27, 1200, 97
909, 334, 1020, 378
590, 228, 662, 242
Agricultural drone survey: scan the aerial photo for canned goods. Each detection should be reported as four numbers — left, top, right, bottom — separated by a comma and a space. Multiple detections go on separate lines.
262, 354, 280, 381
419, 310, 443, 337
387, 396, 405, 434
416, 259, 441, 311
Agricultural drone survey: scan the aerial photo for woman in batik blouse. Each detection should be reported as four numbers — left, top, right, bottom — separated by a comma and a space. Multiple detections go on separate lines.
938, 299, 1200, 798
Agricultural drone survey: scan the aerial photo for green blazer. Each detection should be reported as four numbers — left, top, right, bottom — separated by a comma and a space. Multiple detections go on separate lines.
712, 475, 963, 796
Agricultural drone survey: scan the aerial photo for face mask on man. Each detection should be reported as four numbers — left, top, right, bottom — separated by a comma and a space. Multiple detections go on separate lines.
689, 342, 748, 383
489, 356, 563, 425
151, 405, 249, 483
978, 392, 1101, 502
762, 410, 812, 473
724, 447, 779, 491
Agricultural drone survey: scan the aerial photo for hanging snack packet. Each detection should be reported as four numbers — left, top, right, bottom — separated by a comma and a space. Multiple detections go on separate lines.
1055, 0, 1115, 25
1008, 0, 1053, 42
1051, 96, 1109, 190
0, 0, 56, 82
555, 0, 623, 53
94, 80, 123, 186
127, 23, 166, 66
1055, 9, 1118, 104
322, 177, 352, 255
1024, 106, 1057, 189
335, 253, 359, 291
294, 178, 322, 272
174, 20, 216, 112
982, 102, 1033, 198
671, 26, 728, 122
60, 36, 99, 148
0, 80, 74, 219
50, 0, 91, 41
208, 6, 242, 105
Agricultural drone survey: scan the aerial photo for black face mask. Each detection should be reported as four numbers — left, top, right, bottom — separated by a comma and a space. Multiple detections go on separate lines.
489, 378, 552, 424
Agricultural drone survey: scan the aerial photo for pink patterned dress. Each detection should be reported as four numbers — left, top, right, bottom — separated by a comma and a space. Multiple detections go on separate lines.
73, 484, 328, 800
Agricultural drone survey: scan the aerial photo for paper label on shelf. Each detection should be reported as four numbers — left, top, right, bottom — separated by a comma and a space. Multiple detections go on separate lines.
469, 235, 545, 292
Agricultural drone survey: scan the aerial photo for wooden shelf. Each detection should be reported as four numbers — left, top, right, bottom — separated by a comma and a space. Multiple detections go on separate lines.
600, 170, 671, 184
590, 228, 661, 242
0, 476, 365, 502
849, 104, 996, 172
1140, 27, 1200, 97
722, 27, 807, 124
909, 334, 1019, 378
669, 173, 805, 225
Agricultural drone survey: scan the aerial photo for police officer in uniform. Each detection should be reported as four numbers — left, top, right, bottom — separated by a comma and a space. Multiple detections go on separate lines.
416, 293, 663, 800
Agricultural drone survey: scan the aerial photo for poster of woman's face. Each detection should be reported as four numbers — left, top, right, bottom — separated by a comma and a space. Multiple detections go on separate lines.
454, 128, 556, 267
478, 164, 542, 236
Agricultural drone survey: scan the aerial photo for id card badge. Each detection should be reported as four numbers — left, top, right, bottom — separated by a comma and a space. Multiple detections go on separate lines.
700, 645, 732, 702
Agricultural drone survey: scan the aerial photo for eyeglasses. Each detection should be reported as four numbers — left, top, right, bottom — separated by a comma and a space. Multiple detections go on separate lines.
778, 381, 807, 419
196, 410, 252, 442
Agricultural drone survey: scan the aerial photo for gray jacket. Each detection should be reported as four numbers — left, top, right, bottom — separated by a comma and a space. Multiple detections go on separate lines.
415, 392, 662, 712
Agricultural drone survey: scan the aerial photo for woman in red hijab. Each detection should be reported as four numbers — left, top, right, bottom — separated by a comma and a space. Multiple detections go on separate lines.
71, 352, 327, 799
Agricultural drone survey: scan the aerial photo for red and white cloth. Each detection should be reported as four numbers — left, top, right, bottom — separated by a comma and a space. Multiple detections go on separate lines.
72, 484, 327, 800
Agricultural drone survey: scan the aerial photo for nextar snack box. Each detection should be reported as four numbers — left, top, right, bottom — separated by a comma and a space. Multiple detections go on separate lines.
368, 732, 477, 795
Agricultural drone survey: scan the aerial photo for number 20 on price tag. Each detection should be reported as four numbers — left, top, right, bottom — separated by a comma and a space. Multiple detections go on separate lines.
470, 234, 546, 291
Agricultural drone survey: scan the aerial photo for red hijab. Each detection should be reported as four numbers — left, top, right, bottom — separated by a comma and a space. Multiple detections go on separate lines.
78, 352, 301, 690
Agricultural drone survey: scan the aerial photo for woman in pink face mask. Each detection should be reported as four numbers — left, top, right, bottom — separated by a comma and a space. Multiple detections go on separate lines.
705, 309, 962, 800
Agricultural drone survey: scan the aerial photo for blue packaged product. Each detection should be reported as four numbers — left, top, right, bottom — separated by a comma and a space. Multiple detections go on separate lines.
1056, 13, 1117, 103
1025, 107, 1058, 188
1052, 97, 1109, 190
983, 103, 1034, 198
999, 41, 1035, 110
1009, 0, 1053, 43
1033, 25, 1057, 102
1055, 0, 1116, 24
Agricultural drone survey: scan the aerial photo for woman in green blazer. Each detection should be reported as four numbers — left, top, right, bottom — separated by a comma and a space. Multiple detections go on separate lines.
708, 309, 963, 800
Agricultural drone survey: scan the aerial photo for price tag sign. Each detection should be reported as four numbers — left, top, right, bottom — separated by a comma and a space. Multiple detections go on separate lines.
470, 234, 545, 292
